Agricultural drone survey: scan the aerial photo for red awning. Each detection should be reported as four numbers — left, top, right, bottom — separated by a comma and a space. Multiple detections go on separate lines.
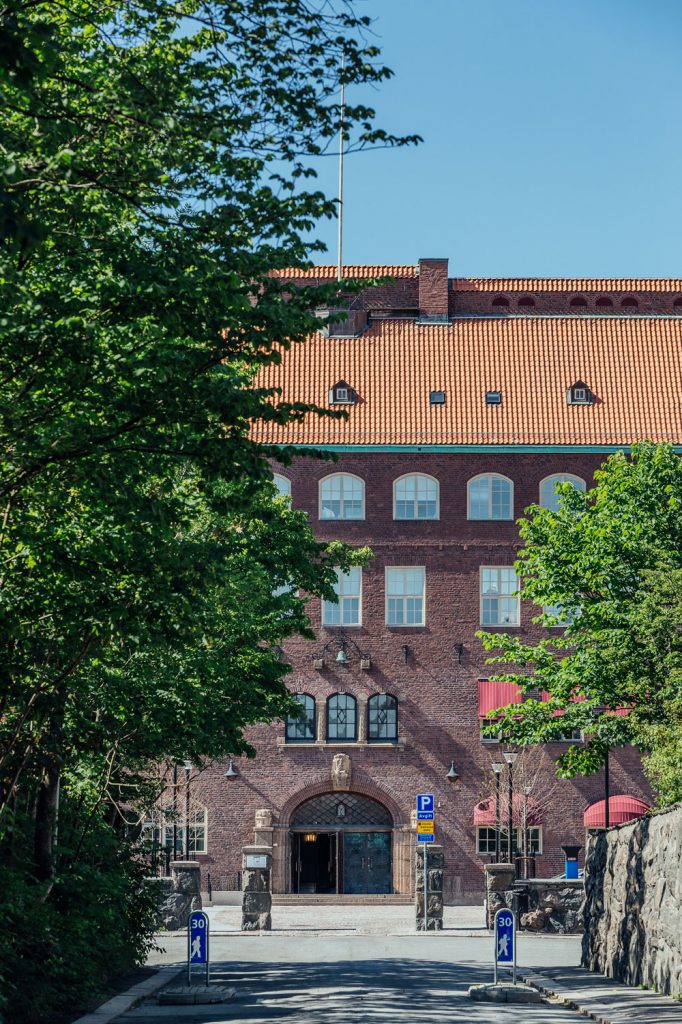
583, 795, 650, 828
474, 793, 543, 826
478, 680, 522, 717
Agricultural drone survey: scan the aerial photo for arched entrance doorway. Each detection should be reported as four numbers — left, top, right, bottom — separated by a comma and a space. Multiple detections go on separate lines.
290, 792, 393, 895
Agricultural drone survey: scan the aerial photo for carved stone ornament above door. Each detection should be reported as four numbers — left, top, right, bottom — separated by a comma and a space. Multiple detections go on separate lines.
331, 753, 351, 791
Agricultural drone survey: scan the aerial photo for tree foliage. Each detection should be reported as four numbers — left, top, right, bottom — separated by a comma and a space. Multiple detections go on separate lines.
478, 443, 682, 801
0, 2, 412, 1017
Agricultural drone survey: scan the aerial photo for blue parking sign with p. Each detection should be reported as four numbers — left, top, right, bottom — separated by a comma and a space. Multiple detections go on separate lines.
416, 794, 434, 814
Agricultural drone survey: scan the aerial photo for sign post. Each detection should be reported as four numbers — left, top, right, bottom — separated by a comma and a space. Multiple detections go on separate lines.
188, 910, 209, 988
493, 907, 516, 985
416, 794, 435, 932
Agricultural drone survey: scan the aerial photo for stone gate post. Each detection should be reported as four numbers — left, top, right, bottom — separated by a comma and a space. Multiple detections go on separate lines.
241, 845, 272, 931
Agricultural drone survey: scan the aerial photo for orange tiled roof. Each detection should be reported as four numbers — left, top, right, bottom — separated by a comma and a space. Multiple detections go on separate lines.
253, 316, 682, 447
274, 265, 417, 280
451, 278, 682, 293
273, 267, 682, 292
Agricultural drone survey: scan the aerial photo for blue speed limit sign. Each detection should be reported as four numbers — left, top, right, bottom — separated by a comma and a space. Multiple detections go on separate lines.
188, 910, 209, 985
493, 907, 516, 984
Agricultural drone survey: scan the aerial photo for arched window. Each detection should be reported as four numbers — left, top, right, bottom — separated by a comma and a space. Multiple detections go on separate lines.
492, 295, 510, 309
393, 474, 439, 520
539, 474, 586, 511
468, 474, 514, 520
674, 298, 682, 311
319, 473, 364, 520
285, 694, 316, 743
327, 693, 357, 741
621, 296, 638, 310
367, 694, 398, 742
518, 296, 535, 309
570, 296, 588, 309
596, 296, 613, 308
273, 473, 291, 498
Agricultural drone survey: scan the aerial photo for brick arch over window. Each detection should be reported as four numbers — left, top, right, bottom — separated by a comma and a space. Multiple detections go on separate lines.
492, 295, 510, 308
279, 777, 407, 828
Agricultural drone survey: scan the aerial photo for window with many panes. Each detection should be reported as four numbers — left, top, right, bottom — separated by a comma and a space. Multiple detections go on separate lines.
539, 473, 586, 511
322, 567, 361, 626
542, 603, 575, 627
285, 694, 316, 742
319, 473, 364, 520
272, 473, 291, 498
393, 474, 439, 520
144, 800, 208, 856
480, 567, 520, 626
468, 474, 513, 520
326, 693, 357, 741
386, 567, 425, 626
476, 826, 542, 856
367, 693, 398, 742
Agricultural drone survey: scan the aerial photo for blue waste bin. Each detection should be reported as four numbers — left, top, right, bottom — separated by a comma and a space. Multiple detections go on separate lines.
561, 844, 582, 879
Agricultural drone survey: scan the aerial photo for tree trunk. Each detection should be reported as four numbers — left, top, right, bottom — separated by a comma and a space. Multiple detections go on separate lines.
34, 764, 60, 887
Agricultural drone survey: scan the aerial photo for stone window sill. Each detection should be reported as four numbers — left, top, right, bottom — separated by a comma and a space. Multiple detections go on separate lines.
277, 738, 405, 751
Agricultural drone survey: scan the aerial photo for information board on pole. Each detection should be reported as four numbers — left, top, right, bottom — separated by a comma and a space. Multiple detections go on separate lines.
188, 910, 209, 987
493, 907, 516, 985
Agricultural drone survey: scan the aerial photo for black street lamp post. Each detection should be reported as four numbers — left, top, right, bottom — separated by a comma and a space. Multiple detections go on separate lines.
183, 761, 192, 859
503, 750, 518, 865
492, 762, 504, 863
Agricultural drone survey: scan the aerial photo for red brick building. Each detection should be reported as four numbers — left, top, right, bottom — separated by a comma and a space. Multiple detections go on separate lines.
189, 259, 682, 903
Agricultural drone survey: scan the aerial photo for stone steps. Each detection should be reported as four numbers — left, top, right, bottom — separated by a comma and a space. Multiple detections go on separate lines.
272, 894, 413, 906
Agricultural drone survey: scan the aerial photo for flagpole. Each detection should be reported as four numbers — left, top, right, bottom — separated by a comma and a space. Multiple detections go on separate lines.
337, 53, 345, 283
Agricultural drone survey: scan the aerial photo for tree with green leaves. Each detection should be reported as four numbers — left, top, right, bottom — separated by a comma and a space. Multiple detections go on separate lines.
0, 2, 414, 1016
478, 443, 682, 803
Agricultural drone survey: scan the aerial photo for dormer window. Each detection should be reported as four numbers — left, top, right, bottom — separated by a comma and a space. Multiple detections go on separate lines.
329, 380, 355, 405
566, 380, 593, 405
430, 391, 446, 406
486, 391, 502, 405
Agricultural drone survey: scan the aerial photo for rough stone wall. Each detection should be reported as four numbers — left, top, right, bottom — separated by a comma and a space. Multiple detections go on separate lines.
191, 451, 651, 902
518, 879, 584, 934
582, 804, 682, 998
151, 860, 202, 931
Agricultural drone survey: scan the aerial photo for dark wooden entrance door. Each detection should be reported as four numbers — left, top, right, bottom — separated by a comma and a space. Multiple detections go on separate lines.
342, 832, 391, 894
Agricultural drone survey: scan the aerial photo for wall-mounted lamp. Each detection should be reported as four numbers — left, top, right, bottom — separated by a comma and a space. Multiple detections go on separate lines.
446, 760, 459, 781
454, 643, 464, 665
224, 758, 238, 779
401, 644, 410, 664
312, 632, 370, 670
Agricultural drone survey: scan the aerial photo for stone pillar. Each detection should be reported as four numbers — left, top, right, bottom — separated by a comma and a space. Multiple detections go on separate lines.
484, 863, 515, 929
241, 845, 272, 931
357, 697, 367, 743
415, 844, 444, 931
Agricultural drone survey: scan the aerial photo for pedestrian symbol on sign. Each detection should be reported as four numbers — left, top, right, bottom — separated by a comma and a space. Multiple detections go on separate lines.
493, 908, 516, 984
187, 911, 209, 986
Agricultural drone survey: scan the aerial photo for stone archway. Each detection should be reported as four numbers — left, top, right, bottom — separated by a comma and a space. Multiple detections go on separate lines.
274, 783, 413, 896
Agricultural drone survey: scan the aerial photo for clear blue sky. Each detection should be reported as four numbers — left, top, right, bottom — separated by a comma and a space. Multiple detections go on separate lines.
310, 0, 682, 276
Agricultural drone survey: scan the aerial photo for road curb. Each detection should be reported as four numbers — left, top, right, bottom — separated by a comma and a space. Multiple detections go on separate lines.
71, 964, 183, 1024
519, 968, 680, 1024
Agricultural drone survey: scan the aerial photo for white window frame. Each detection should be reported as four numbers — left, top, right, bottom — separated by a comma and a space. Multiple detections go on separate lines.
272, 473, 291, 498
480, 566, 520, 626
319, 473, 365, 521
393, 474, 440, 521
385, 566, 426, 626
539, 473, 586, 511
476, 826, 543, 856
322, 567, 362, 626
467, 474, 514, 521
144, 800, 208, 856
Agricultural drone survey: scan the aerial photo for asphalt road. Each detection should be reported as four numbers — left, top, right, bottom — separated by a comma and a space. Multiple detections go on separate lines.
125, 929, 585, 1023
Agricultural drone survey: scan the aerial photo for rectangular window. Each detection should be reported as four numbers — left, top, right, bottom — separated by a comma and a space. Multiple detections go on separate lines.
163, 824, 206, 856
386, 567, 425, 626
480, 567, 519, 626
322, 568, 361, 626
543, 603, 574, 626
476, 827, 542, 857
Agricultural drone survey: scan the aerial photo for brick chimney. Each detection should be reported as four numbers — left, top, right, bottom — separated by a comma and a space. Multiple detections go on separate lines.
418, 258, 449, 323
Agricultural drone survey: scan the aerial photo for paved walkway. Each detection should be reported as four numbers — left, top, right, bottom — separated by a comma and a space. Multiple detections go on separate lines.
99, 908, 681, 1024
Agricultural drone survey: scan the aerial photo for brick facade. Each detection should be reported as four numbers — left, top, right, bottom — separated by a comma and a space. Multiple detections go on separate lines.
191, 451, 651, 903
